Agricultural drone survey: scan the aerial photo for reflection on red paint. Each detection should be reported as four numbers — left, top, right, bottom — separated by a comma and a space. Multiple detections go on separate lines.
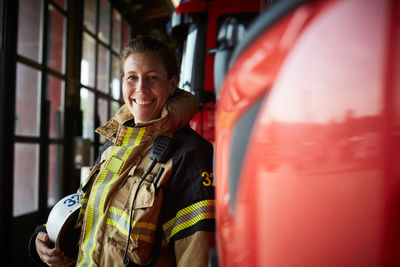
215, 0, 400, 266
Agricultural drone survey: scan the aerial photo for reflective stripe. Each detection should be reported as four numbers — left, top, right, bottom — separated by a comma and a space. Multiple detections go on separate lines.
108, 206, 157, 232
78, 127, 145, 266
122, 127, 134, 147
163, 200, 215, 242
107, 206, 167, 246
80, 157, 119, 267
134, 128, 145, 147
106, 209, 156, 243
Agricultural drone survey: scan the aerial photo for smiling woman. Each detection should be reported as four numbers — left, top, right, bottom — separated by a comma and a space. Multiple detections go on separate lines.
120, 37, 179, 124
122, 52, 177, 123
30, 36, 215, 267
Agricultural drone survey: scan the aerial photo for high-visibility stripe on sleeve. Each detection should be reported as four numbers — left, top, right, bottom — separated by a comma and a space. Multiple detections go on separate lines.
162, 199, 215, 243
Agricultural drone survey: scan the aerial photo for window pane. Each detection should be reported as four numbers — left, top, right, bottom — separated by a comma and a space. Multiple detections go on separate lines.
111, 101, 120, 117
15, 63, 41, 137
122, 20, 130, 48
48, 144, 63, 207
80, 145, 94, 183
98, 0, 110, 44
84, 0, 96, 34
97, 44, 110, 93
13, 143, 39, 216
18, 0, 42, 62
179, 28, 197, 93
48, 4, 66, 73
112, 9, 121, 52
81, 88, 95, 141
53, 0, 66, 10
81, 33, 96, 87
47, 75, 64, 139
111, 54, 120, 100
98, 97, 108, 144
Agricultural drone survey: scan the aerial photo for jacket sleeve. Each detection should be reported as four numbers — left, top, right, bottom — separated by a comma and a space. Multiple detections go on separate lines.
162, 127, 215, 266
28, 141, 113, 266
174, 231, 215, 267
27, 225, 48, 267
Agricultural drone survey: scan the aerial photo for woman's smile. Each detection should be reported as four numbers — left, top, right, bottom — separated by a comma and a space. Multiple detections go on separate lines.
122, 52, 177, 123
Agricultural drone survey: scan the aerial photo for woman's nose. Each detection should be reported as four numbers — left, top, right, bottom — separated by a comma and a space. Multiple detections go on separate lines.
136, 77, 148, 92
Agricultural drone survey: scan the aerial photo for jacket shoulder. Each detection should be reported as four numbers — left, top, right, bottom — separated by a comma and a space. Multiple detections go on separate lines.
172, 126, 213, 157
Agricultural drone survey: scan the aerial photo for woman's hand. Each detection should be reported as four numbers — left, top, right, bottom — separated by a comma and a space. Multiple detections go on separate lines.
35, 232, 74, 267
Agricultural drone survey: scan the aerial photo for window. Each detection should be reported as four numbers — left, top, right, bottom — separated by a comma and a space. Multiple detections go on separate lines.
48, 4, 66, 73
17, 0, 42, 63
13, 0, 131, 217
14, 0, 67, 215
80, 0, 130, 171
13, 143, 40, 216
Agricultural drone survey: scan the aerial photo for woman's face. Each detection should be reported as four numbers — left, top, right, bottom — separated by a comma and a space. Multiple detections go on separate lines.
122, 52, 177, 123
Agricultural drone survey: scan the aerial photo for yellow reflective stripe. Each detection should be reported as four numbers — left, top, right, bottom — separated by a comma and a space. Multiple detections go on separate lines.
134, 128, 145, 147
122, 127, 133, 146
163, 200, 215, 229
106, 218, 129, 236
78, 128, 147, 266
166, 212, 215, 242
106, 218, 154, 243
163, 200, 215, 242
108, 206, 157, 230
79, 147, 122, 266
107, 206, 157, 244
107, 208, 167, 246
79, 173, 107, 265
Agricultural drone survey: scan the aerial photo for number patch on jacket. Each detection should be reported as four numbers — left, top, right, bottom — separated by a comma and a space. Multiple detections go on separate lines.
202, 171, 214, 187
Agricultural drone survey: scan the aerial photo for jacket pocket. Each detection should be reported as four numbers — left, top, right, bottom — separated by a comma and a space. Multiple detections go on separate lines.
107, 174, 160, 254
131, 175, 156, 209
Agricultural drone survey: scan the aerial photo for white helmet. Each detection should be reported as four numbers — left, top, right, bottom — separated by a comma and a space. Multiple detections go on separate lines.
46, 193, 81, 258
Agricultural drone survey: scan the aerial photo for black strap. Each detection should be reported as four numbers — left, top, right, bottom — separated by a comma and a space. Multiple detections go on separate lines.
122, 136, 174, 266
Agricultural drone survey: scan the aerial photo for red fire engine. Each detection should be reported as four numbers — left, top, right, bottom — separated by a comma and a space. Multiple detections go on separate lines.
173, 0, 400, 266
171, 0, 262, 143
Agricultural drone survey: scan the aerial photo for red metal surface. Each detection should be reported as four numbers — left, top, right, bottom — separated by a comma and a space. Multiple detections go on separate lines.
215, 0, 400, 266
202, 0, 260, 93
190, 102, 216, 144
175, 0, 206, 14
177, 0, 260, 144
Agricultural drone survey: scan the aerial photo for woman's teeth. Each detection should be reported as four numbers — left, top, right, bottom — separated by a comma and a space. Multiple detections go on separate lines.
135, 99, 152, 104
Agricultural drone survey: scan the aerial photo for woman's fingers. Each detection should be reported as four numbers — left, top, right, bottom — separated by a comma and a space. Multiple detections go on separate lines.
35, 232, 66, 265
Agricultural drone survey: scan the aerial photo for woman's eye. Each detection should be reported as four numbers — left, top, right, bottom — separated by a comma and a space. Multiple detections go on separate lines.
149, 76, 158, 80
127, 76, 137, 81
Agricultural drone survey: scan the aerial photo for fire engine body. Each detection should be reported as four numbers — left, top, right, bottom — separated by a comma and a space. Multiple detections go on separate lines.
172, 0, 261, 143
173, 0, 400, 266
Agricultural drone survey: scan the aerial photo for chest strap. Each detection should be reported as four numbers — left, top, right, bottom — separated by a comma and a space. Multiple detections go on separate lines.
123, 136, 174, 267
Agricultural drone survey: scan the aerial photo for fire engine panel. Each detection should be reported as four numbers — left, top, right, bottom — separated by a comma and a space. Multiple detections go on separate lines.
215, 0, 400, 266
171, 0, 261, 143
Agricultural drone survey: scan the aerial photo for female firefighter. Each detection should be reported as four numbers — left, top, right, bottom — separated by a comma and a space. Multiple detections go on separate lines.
29, 36, 215, 267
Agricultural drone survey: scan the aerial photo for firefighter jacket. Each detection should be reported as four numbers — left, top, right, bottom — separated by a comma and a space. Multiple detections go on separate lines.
76, 89, 215, 267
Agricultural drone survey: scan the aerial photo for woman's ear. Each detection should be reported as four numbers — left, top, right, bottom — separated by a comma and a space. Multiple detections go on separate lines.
168, 75, 178, 95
